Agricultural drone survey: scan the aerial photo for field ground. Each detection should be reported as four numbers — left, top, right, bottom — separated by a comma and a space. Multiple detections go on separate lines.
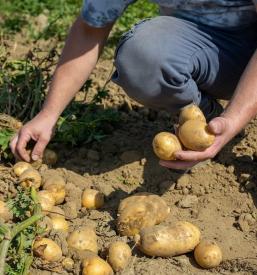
0, 1, 257, 274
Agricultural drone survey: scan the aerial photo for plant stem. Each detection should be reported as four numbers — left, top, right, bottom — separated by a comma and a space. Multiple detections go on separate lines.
22, 255, 33, 275
0, 239, 10, 275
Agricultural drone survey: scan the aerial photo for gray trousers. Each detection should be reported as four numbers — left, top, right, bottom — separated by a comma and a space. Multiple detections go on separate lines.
112, 16, 257, 114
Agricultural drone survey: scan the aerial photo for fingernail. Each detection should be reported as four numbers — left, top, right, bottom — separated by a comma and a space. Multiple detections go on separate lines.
32, 155, 39, 161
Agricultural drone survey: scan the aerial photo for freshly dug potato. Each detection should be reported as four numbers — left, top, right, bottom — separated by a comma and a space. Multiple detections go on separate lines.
33, 237, 62, 262
194, 240, 222, 269
152, 132, 182, 160
82, 189, 104, 209
43, 149, 58, 165
82, 251, 113, 275
0, 201, 13, 222
62, 257, 75, 271
51, 216, 69, 232
43, 175, 66, 205
178, 120, 215, 151
117, 193, 170, 236
107, 241, 131, 272
138, 221, 201, 257
38, 191, 55, 212
179, 104, 206, 125
43, 175, 65, 189
67, 227, 98, 253
13, 162, 32, 177
19, 168, 42, 189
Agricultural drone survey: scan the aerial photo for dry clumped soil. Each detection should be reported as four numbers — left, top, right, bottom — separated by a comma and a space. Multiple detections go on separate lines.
4, 58, 257, 274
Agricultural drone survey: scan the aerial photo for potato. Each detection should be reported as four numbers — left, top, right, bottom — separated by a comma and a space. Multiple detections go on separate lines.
43, 149, 58, 165
152, 132, 182, 160
178, 120, 215, 151
51, 216, 69, 232
38, 191, 55, 212
0, 201, 13, 222
19, 168, 42, 189
62, 257, 75, 271
82, 251, 113, 275
107, 241, 131, 272
179, 104, 206, 125
117, 193, 170, 236
43, 175, 66, 205
82, 189, 104, 209
194, 240, 222, 269
138, 221, 201, 257
33, 237, 62, 262
67, 227, 98, 253
43, 175, 66, 189
13, 162, 32, 177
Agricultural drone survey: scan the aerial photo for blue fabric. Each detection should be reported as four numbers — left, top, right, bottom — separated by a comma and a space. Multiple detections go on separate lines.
81, 0, 257, 28
112, 16, 257, 114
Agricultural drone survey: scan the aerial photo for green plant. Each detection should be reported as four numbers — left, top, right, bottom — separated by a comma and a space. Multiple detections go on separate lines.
0, 129, 14, 160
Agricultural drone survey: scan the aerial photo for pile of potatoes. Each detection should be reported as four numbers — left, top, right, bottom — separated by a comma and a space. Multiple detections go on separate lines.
153, 104, 215, 160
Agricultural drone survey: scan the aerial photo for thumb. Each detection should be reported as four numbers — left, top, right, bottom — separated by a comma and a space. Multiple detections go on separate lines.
31, 136, 49, 161
208, 117, 227, 135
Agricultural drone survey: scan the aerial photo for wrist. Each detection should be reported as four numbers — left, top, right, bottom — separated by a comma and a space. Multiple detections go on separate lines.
36, 109, 60, 125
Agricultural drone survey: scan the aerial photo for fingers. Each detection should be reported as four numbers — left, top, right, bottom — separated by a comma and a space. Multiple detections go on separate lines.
208, 117, 227, 135
31, 136, 49, 161
11, 130, 31, 162
159, 160, 200, 170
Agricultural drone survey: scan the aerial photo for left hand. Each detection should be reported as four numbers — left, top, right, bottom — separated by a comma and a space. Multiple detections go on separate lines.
159, 116, 235, 170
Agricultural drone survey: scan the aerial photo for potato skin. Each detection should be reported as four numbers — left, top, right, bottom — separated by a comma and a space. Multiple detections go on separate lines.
153, 132, 182, 160
178, 120, 215, 151
179, 104, 206, 125
194, 240, 222, 269
33, 238, 62, 262
139, 221, 201, 257
108, 241, 131, 271
0, 201, 13, 222
117, 193, 170, 236
19, 168, 42, 189
13, 162, 32, 177
82, 189, 104, 209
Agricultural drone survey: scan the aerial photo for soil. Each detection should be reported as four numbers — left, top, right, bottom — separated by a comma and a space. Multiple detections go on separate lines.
2, 56, 257, 274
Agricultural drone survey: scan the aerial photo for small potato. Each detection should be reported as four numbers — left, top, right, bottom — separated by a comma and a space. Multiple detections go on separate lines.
108, 241, 131, 272
62, 257, 75, 271
51, 216, 69, 232
0, 201, 13, 222
152, 132, 182, 160
82, 251, 113, 275
33, 237, 62, 262
19, 168, 42, 189
13, 162, 32, 177
38, 191, 55, 212
43, 149, 58, 165
117, 193, 170, 236
43, 175, 66, 205
139, 221, 201, 257
67, 227, 98, 253
82, 189, 104, 209
194, 240, 222, 269
179, 104, 206, 125
178, 120, 215, 151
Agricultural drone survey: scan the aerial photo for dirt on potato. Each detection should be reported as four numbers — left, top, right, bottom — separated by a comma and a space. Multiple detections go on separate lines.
2, 58, 257, 275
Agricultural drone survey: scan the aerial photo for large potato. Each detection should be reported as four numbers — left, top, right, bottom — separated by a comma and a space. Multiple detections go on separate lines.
67, 226, 98, 253
152, 132, 182, 160
13, 162, 32, 177
194, 240, 222, 269
178, 120, 215, 151
117, 193, 170, 236
138, 221, 201, 257
43, 175, 66, 205
179, 104, 206, 125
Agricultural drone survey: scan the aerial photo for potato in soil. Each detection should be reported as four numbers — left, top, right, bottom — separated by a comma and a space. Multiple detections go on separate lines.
19, 168, 42, 189
152, 132, 182, 160
107, 241, 131, 272
138, 221, 201, 257
0, 201, 13, 222
13, 162, 32, 177
38, 191, 55, 212
33, 237, 62, 262
82, 189, 104, 209
117, 192, 170, 236
51, 216, 69, 232
179, 104, 206, 125
67, 226, 98, 253
194, 240, 222, 269
178, 120, 215, 151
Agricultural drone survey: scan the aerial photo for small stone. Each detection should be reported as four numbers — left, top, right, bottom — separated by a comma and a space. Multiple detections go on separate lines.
87, 150, 100, 161
227, 165, 235, 173
140, 158, 147, 166
176, 174, 190, 190
120, 150, 141, 163
238, 173, 251, 184
178, 195, 198, 208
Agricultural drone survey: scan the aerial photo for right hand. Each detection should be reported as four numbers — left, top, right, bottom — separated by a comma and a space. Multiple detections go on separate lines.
10, 112, 57, 162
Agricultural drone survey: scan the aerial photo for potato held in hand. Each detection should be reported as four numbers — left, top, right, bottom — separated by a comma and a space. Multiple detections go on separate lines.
179, 104, 206, 125
178, 120, 215, 151
194, 240, 222, 269
117, 193, 170, 236
138, 221, 201, 257
153, 132, 182, 160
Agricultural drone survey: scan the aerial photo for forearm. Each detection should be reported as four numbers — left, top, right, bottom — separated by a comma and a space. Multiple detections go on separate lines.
40, 16, 112, 121
222, 49, 257, 134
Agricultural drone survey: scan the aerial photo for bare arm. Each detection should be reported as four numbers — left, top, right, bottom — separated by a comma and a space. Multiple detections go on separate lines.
11, 16, 113, 161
